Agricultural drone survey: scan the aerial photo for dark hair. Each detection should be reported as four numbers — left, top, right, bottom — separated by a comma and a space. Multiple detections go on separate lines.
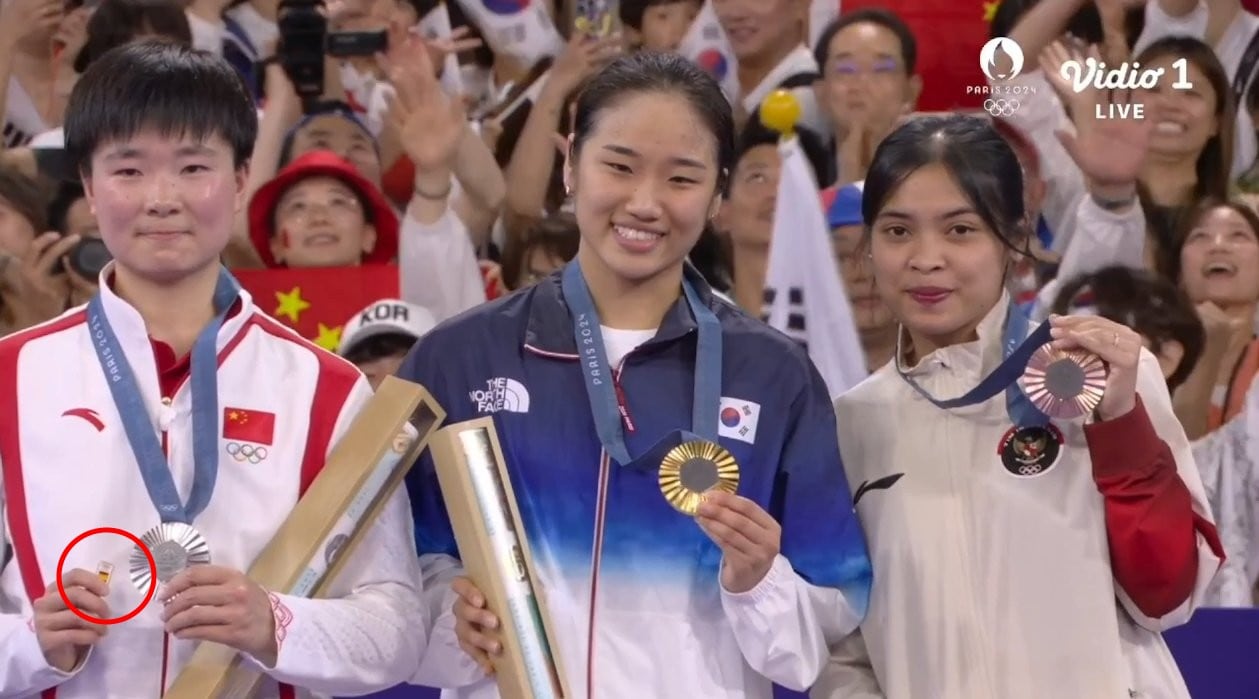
47, 181, 87, 236
343, 332, 419, 365
73, 0, 193, 74
503, 212, 581, 289
278, 101, 376, 167
65, 39, 258, 176
863, 114, 1028, 252
0, 166, 50, 234
1136, 37, 1234, 209
726, 114, 830, 196
990, 0, 1144, 49
572, 51, 735, 190
1169, 197, 1259, 283
1052, 266, 1204, 391
813, 8, 918, 75
620, 0, 701, 31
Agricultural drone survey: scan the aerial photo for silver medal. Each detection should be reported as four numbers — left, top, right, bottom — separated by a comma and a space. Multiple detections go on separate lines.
130, 522, 211, 592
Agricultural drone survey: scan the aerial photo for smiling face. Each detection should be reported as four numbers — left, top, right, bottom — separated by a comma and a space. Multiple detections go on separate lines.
565, 89, 722, 287
869, 162, 1012, 353
1180, 205, 1259, 308
83, 130, 245, 284
1142, 54, 1219, 161
270, 176, 376, 268
712, 0, 805, 65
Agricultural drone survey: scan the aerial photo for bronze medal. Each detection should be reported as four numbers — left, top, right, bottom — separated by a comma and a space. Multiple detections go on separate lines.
1019, 345, 1107, 420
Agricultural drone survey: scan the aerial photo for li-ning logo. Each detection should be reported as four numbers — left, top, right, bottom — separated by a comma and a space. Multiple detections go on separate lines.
980, 37, 1024, 82
468, 377, 531, 414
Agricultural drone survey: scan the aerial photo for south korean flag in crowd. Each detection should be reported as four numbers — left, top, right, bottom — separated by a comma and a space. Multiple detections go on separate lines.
677, 0, 739, 103
762, 133, 868, 400
452, 0, 564, 70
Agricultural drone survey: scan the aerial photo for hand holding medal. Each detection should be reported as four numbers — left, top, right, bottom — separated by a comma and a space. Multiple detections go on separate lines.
159, 565, 279, 665
1041, 315, 1141, 420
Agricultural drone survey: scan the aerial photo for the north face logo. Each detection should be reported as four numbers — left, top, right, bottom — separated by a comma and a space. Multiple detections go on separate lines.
469, 378, 531, 414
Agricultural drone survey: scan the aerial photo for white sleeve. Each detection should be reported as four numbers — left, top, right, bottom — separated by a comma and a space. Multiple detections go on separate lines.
398, 208, 487, 323
991, 71, 1087, 255
719, 554, 863, 692
1133, 0, 1208, 56
241, 379, 427, 694
1031, 193, 1147, 319
0, 455, 85, 697
1191, 378, 1259, 607
1114, 351, 1227, 630
409, 553, 487, 688
810, 629, 885, 699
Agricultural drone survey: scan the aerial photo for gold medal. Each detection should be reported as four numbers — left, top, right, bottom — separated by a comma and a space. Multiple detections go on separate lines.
1019, 345, 1107, 420
658, 440, 739, 515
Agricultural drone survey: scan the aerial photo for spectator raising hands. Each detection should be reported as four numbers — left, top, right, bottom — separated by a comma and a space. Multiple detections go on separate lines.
382, 27, 468, 224
1045, 41, 1155, 204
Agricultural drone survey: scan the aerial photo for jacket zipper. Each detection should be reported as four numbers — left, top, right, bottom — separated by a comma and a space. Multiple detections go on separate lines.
584, 359, 632, 696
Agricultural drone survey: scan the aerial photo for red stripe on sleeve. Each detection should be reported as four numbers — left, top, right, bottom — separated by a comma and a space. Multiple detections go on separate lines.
1084, 395, 1207, 619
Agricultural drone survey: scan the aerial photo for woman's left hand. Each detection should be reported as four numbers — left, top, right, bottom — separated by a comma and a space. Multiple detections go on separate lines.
696, 491, 781, 594
1049, 314, 1142, 420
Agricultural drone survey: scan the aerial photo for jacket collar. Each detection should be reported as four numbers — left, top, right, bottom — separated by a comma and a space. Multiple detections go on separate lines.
524, 262, 719, 356
96, 261, 256, 360
896, 290, 1012, 380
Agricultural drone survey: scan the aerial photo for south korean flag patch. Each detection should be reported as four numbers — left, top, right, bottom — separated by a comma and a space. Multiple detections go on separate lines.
717, 397, 761, 444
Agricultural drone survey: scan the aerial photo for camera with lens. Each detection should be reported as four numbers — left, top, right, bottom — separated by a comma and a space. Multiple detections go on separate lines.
54, 236, 113, 280
277, 0, 388, 106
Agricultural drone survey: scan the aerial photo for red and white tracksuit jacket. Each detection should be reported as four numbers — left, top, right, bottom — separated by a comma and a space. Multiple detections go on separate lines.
0, 274, 424, 698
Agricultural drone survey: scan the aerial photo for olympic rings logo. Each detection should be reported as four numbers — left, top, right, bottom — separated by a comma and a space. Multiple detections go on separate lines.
226, 442, 268, 464
984, 98, 1020, 117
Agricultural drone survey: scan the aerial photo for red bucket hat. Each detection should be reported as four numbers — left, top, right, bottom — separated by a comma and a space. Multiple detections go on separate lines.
248, 150, 399, 268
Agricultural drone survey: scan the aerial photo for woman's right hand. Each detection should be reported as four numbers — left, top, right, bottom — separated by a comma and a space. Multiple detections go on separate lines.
1, 232, 77, 332
451, 576, 501, 675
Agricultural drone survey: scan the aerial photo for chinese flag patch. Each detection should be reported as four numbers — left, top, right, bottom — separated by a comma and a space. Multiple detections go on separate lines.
223, 407, 276, 446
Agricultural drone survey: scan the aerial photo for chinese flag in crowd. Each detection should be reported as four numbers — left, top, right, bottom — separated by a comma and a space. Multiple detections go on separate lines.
841, 0, 991, 111
232, 265, 400, 352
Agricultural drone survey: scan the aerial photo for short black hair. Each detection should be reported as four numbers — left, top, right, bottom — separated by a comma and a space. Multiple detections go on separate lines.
65, 39, 258, 176
620, 0, 701, 31
73, 0, 193, 74
813, 9, 917, 75
343, 332, 418, 365
1051, 266, 1204, 391
725, 115, 830, 197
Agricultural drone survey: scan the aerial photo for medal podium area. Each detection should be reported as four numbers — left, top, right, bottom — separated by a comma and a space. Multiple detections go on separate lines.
350, 608, 1259, 698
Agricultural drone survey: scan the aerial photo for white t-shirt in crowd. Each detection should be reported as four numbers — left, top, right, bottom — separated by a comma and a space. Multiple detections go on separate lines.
602, 325, 658, 368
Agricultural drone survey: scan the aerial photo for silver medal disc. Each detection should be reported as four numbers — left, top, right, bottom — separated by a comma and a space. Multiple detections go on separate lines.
130, 522, 211, 592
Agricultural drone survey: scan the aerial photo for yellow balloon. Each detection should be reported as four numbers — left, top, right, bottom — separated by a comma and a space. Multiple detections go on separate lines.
759, 90, 801, 136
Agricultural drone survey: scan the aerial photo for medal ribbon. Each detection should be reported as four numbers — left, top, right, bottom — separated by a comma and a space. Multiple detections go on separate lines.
87, 267, 239, 524
896, 302, 1052, 427
562, 260, 722, 466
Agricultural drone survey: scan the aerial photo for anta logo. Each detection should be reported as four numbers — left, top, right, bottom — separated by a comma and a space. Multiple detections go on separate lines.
469, 377, 530, 414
